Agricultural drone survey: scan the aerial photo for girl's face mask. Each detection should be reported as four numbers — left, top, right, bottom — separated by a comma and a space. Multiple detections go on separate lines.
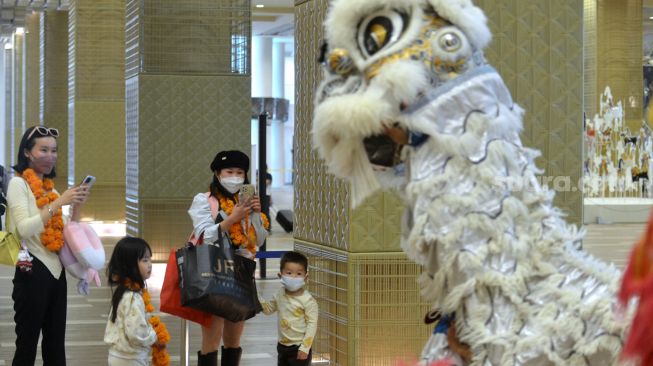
219, 176, 245, 194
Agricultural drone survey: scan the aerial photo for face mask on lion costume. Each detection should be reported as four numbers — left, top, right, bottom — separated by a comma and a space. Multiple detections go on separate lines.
312, 1, 628, 364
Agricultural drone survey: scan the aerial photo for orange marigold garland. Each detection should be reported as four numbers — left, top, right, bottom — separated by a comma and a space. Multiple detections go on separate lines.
217, 195, 269, 254
19, 168, 64, 252
125, 280, 170, 366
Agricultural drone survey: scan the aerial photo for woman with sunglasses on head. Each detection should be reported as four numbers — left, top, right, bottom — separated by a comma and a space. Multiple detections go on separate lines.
5, 125, 89, 366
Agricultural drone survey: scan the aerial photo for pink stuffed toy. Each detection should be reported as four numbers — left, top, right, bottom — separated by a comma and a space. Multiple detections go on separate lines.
64, 221, 105, 269
60, 222, 105, 294
59, 241, 100, 295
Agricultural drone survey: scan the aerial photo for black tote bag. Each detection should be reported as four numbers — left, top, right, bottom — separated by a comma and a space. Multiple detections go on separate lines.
177, 227, 262, 322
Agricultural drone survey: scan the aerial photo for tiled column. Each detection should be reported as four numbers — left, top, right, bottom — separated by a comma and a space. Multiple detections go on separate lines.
4, 42, 14, 166
11, 31, 25, 168
40, 10, 69, 189
25, 13, 40, 127
476, 0, 584, 223
68, 0, 125, 221
295, 1, 429, 365
125, 0, 252, 259
295, 0, 584, 364
587, 0, 643, 130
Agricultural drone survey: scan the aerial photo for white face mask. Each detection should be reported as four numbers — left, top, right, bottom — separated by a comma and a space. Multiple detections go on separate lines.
280, 276, 305, 292
219, 176, 244, 194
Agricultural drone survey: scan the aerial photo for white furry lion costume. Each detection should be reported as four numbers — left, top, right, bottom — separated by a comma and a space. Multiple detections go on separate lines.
312, 0, 625, 365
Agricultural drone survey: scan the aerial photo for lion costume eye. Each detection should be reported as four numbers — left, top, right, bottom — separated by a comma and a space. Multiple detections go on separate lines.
357, 10, 407, 58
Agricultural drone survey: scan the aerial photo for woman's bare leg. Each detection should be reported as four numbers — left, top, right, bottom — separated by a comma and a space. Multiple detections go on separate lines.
201, 316, 224, 354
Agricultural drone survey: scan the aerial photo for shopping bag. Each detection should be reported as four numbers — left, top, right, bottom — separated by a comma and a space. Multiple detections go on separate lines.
0, 230, 20, 266
178, 235, 262, 322
160, 248, 213, 327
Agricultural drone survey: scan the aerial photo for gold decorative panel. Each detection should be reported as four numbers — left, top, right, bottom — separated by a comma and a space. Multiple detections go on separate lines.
5, 46, 14, 166
296, 242, 431, 366
139, 198, 194, 260
597, 0, 642, 130
475, 0, 583, 224
350, 192, 404, 253
12, 33, 25, 166
125, 74, 251, 252
25, 13, 40, 127
294, 0, 351, 250
71, 101, 125, 221
137, 75, 251, 198
71, 102, 125, 185
41, 10, 70, 189
78, 183, 126, 222
68, 0, 126, 221
584, 0, 597, 123
68, 0, 125, 101
125, 0, 250, 76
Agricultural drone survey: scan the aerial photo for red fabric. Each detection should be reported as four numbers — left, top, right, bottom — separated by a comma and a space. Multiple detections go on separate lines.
619, 248, 653, 365
159, 249, 213, 327
619, 210, 653, 365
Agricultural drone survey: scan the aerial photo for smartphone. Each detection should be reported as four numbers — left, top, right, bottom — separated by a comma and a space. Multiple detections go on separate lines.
239, 184, 255, 203
79, 175, 96, 189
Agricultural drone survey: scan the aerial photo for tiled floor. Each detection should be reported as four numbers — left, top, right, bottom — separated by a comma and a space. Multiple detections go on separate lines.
0, 190, 645, 365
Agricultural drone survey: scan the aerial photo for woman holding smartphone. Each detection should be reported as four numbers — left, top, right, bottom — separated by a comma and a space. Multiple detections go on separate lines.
6, 125, 89, 365
188, 150, 269, 366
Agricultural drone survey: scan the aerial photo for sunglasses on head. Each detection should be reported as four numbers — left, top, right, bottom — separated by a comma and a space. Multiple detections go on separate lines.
26, 126, 59, 140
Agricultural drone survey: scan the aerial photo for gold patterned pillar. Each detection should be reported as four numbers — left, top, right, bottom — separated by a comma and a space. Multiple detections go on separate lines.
585, 0, 598, 122
476, 0, 584, 224
68, 0, 125, 221
4, 40, 15, 166
295, 1, 585, 364
11, 31, 25, 168
587, 0, 643, 130
40, 10, 69, 189
125, 0, 252, 260
25, 13, 40, 127
295, 1, 430, 365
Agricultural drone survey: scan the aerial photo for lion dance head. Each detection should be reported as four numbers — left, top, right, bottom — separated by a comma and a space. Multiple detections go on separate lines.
312, 0, 492, 206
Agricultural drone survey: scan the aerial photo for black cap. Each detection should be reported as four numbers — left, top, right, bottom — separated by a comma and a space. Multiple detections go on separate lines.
210, 150, 249, 172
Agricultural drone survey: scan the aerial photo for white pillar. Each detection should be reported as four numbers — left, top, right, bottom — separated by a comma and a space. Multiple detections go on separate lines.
0, 45, 6, 167
252, 36, 273, 98
272, 41, 285, 99
268, 40, 286, 186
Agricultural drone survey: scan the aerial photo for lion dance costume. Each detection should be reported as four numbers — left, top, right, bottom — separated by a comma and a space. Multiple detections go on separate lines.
312, 0, 626, 364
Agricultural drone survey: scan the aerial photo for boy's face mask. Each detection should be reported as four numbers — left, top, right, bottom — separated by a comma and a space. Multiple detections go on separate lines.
280, 275, 305, 291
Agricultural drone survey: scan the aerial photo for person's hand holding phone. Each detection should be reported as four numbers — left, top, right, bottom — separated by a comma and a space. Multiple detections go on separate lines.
250, 196, 261, 213
58, 186, 88, 206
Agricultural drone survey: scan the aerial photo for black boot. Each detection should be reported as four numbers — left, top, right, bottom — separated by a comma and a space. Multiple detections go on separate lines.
221, 346, 242, 366
198, 350, 218, 366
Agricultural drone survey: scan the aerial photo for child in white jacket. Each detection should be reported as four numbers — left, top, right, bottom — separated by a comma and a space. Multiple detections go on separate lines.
104, 237, 163, 365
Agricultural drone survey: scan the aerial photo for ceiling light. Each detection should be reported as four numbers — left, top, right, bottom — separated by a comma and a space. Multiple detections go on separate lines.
256, 4, 265, 8
15, 27, 24, 35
